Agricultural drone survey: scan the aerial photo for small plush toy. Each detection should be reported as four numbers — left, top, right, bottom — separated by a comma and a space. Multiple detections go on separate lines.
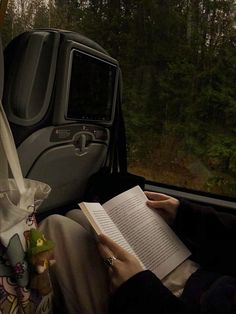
27, 228, 55, 296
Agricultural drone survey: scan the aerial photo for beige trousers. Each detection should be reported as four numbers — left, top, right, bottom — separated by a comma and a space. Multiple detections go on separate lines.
39, 210, 110, 314
39, 210, 199, 313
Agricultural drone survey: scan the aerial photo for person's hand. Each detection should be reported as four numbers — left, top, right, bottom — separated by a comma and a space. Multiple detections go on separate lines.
144, 191, 179, 225
98, 234, 144, 291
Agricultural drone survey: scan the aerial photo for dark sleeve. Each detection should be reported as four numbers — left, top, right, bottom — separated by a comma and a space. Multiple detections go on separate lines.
173, 199, 236, 276
109, 270, 194, 314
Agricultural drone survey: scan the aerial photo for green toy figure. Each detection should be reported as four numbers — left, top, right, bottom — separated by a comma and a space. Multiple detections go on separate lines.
28, 228, 55, 296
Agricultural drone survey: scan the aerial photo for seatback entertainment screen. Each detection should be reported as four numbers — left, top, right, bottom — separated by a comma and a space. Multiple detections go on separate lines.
66, 49, 118, 122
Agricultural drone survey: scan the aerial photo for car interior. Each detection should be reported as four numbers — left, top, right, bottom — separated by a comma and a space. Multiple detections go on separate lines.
0, 4, 236, 314
1, 28, 139, 217
0, 24, 236, 221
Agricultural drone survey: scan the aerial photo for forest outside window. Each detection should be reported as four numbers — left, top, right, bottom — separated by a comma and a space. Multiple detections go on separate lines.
2, 0, 236, 199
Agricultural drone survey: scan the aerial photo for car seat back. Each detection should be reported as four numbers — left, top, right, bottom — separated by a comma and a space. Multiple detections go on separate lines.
3, 29, 120, 212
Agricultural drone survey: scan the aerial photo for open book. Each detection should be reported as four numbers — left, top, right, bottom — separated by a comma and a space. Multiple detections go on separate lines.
79, 186, 191, 279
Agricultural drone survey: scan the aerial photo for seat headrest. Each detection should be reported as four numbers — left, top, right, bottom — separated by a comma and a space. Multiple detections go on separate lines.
0, 35, 4, 100
3, 31, 59, 126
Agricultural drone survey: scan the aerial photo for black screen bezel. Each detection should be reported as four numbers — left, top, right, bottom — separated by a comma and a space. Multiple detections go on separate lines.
65, 48, 119, 125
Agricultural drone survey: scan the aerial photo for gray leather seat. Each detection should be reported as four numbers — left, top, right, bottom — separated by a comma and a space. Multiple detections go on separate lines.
3, 29, 120, 212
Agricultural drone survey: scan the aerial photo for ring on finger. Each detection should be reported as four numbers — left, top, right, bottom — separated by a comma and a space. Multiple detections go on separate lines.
104, 256, 117, 267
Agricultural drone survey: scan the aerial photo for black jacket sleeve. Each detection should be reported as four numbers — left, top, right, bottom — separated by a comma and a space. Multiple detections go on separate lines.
109, 270, 193, 314
173, 199, 236, 276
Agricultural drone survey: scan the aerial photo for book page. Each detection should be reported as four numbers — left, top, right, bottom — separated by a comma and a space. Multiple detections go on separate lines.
102, 186, 190, 279
79, 202, 145, 268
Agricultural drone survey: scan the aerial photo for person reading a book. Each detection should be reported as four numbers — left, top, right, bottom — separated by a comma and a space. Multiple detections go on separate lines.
39, 189, 236, 314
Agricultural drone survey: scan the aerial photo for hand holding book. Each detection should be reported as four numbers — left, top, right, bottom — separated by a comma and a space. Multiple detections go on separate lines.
98, 233, 144, 291
145, 191, 179, 226
97, 191, 181, 291
79, 186, 191, 280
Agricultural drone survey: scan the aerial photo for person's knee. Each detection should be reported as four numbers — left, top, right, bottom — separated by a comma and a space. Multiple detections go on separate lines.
66, 209, 81, 219
39, 213, 94, 244
66, 209, 94, 233
39, 214, 66, 230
